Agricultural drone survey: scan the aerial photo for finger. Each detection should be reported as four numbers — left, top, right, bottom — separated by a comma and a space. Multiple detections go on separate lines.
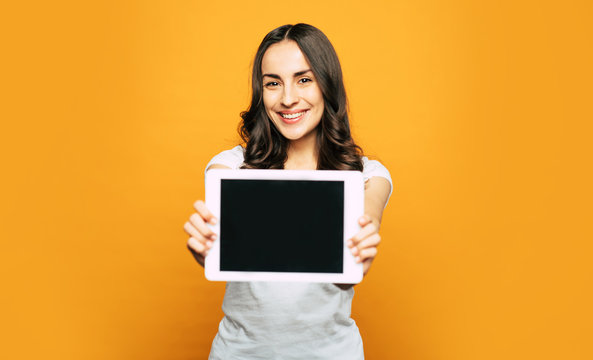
187, 237, 208, 255
350, 222, 377, 246
186, 241, 205, 267
350, 233, 381, 257
184, 222, 213, 248
183, 221, 200, 238
194, 200, 217, 225
350, 233, 381, 256
356, 247, 378, 263
189, 213, 216, 240
357, 233, 381, 251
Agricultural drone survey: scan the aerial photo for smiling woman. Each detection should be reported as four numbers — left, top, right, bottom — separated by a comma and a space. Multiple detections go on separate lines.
239, 24, 364, 171
183, 23, 392, 359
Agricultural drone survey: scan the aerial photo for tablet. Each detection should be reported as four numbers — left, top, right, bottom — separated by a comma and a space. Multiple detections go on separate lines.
204, 169, 364, 283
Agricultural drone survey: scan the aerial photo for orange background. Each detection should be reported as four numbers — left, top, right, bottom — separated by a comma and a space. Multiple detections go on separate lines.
1, 1, 592, 359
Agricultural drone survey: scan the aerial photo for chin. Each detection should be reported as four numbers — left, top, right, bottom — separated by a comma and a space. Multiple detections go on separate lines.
279, 131, 303, 141
282, 128, 317, 142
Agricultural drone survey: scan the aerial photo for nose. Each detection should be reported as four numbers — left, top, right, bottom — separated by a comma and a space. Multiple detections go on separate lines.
281, 83, 299, 107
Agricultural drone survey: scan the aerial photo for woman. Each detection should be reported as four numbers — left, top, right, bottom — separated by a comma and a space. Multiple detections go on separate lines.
184, 23, 392, 359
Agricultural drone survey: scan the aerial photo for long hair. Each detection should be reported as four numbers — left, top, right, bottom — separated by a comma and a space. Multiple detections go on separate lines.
239, 23, 363, 171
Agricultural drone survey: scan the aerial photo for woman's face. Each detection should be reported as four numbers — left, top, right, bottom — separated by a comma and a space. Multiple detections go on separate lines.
261, 40, 324, 143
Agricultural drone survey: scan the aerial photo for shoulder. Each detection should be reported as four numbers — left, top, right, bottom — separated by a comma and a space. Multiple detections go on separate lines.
205, 145, 245, 171
361, 157, 391, 183
361, 156, 393, 199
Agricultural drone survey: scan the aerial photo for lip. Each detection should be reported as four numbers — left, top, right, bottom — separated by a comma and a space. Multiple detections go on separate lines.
277, 109, 308, 124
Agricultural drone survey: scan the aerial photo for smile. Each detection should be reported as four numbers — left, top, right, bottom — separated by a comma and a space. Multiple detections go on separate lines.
278, 110, 308, 124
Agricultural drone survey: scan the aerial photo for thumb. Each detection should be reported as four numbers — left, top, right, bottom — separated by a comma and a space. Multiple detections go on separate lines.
358, 214, 371, 226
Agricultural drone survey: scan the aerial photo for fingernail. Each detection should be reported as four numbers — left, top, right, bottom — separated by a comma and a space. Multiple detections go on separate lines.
347, 240, 353, 247
210, 234, 217, 240
206, 241, 213, 248
210, 218, 217, 225
355, 256, 361, 263
351, 247, 358, 256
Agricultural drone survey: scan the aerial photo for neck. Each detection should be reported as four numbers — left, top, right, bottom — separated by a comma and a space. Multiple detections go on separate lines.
285, 129, 318, 170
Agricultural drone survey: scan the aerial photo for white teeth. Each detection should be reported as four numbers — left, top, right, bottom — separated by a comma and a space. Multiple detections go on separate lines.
280, 111, 305, 119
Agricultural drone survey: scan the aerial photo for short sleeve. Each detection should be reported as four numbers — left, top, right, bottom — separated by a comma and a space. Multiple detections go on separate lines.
362, 157, 393, 201
205, 146, 245, 172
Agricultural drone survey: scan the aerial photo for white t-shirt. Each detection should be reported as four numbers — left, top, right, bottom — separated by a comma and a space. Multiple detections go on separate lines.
205, 146, 392, 360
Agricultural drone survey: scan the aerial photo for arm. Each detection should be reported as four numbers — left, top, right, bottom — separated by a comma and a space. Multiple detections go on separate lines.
349, 176, 392, 275
183, 164, 230, 267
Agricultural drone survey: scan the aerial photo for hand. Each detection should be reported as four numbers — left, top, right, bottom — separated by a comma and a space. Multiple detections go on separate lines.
347, 214, 381, 276
183, 200, 217, 267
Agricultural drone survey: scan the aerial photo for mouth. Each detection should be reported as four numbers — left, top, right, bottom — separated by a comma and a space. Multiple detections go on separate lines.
278, 110, 308, 124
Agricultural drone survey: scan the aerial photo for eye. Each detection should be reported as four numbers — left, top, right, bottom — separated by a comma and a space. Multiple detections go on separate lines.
264, 81, 279, 87
298, 77, 312, 84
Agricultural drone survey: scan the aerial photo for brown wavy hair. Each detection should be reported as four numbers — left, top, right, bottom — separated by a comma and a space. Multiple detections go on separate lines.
239, 23, 363, 171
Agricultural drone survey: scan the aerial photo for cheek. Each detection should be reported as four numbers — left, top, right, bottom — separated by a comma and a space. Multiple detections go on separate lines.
317, 100, 325, 114
262, 91, 277, 113
313, 96, 324, 116
309, 88, 324, 110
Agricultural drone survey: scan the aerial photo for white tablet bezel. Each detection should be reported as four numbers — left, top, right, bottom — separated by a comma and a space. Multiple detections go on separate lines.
204, 169, 364, 283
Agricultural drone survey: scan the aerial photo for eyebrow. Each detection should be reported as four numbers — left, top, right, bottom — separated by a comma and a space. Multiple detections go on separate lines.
263, 69, 312, 79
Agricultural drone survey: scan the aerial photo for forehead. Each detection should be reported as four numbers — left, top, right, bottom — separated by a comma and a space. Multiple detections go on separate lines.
261, 40, 311, 75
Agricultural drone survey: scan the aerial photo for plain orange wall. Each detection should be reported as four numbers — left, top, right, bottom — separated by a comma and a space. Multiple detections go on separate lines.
1, 0, 592, 359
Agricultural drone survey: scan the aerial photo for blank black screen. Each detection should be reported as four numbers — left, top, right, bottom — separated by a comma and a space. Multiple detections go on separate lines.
220, 179, 344, 273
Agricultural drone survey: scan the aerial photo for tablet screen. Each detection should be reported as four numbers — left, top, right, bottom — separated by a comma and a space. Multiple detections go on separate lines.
220, 179, 344, 273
